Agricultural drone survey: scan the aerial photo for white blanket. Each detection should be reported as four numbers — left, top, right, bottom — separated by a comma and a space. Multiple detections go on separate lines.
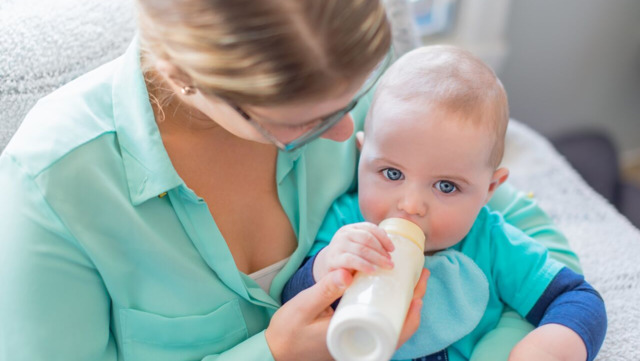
503, 121, 640, 361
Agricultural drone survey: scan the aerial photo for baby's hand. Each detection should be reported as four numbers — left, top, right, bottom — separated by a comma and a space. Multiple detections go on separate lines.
313, 222, 395, 281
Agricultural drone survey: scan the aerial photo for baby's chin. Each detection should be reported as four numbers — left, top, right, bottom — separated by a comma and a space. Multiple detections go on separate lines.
423, 238, 462, 254
423, 245, 446, 256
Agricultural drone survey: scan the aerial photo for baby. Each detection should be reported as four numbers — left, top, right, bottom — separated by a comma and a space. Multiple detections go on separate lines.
282, 45, 607, 361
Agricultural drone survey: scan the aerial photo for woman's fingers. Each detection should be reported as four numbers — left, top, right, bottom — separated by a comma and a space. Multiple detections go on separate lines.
414, 268, 429, 299
396, 268, 430, 348
397, 298, 424, 349
266, 269, 353, 361
292, 269, 353, 321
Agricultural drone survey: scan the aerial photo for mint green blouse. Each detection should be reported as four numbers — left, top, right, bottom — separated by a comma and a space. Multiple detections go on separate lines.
0, 37, 579, 361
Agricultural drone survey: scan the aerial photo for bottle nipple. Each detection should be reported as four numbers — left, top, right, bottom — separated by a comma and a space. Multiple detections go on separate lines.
378, 218, 426, 253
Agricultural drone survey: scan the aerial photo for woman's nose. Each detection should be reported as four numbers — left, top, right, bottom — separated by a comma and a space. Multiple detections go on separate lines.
320, 114, 354, 142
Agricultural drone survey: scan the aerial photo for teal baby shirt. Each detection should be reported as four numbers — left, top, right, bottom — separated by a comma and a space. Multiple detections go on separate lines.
311, 194, 564, 361
0, 37, 361, 360
444, 208, 564, 361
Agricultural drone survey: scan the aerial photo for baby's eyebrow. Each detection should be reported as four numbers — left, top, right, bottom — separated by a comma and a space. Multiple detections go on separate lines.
370, 156, 403, 169
436, 175, 471, 185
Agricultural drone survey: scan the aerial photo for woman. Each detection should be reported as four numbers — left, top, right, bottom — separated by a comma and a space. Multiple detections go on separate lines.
0, 1, 579, 360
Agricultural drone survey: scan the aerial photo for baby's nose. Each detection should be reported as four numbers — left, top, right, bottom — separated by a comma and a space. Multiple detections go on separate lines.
398, 193, 427, 217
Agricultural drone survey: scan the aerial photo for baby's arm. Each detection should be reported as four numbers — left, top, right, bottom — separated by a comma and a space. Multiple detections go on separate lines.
282, 222, 394, 304
484, 211, 605, 361
510, 324, 586, 361
473, 184, 583, 361
511, 268, 606, 361
487, 182, 581, 271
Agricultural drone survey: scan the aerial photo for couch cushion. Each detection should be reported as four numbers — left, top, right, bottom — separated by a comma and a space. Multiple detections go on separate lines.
0, 0, 136, 151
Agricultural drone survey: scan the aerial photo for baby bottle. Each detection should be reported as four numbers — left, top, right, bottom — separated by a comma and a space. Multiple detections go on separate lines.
326, 218, 426, 361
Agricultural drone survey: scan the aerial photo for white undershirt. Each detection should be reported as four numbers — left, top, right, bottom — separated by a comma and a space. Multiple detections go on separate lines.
248, 257, 290, 293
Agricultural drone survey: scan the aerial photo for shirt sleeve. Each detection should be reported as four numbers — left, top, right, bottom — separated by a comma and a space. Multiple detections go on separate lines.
0, 155, 116, 361
280, 255, 318, 304
489, 220, 606, 360
487, 182, 582, 273
488, 219, 565, 317
526, 268, 607, 361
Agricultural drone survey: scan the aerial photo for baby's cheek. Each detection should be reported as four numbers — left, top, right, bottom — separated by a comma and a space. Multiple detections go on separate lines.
358, 193, 386, 225
429, 213, 474, 249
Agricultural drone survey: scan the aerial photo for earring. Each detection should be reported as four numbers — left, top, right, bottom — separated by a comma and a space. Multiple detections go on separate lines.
181, 85, 196, 95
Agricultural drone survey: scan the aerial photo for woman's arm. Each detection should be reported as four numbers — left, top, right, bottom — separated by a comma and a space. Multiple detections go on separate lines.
0, 155, 116, 361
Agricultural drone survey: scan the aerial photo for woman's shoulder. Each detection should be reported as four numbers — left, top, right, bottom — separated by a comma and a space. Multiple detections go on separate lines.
0, 55, 138, 221
4, 57, 123, 177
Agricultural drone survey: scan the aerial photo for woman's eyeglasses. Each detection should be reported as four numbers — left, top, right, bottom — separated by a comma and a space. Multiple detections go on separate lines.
226, 48, 393, 152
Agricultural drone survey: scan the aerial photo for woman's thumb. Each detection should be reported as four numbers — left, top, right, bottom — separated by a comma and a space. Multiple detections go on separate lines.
296, 269, 353, 320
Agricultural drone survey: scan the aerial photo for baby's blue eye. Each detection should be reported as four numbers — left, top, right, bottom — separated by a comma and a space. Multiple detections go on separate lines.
436, 180, 457, 194
383, 168, 404, 181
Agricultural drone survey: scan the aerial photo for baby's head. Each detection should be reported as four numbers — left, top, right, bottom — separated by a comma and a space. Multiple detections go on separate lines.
358, 45, 510, 252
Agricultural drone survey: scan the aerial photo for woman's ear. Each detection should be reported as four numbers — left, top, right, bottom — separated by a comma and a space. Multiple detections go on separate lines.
486, 167, 509, 202
155, 59, 193, 91
356, 131, 365, 151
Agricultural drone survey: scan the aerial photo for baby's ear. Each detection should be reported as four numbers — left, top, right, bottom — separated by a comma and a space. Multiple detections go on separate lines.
356, 131, 365, 151
486, 167, 509, 202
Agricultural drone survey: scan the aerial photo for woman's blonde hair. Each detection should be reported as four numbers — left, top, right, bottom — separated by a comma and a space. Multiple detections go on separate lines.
137, 0, 391, 106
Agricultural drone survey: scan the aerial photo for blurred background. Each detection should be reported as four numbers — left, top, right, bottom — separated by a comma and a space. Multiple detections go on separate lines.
385, 0, 640, 228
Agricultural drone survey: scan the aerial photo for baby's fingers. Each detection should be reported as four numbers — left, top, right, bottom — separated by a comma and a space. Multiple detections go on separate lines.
334, 225, 392, 262
342, 241, 394, 271
351, 222, 395, 253
334, 253, 382, 275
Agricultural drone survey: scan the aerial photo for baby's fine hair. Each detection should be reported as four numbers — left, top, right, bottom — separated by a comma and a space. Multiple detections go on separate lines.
372, 45, 509, 168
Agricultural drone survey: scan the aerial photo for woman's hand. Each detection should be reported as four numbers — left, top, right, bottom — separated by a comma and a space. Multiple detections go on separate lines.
397, 268, 430, 348
266, 269, 353, 361
267, 265, 429, 361
313, 222, 395, 281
